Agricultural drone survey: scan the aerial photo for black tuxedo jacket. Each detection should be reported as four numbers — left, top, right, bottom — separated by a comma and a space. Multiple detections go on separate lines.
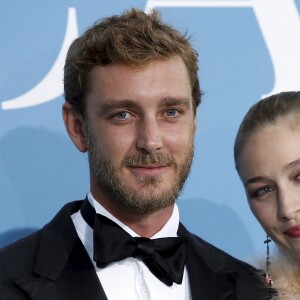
0, 201, 273, 300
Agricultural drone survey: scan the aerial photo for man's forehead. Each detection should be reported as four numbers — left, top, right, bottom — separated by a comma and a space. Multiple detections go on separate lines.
86, 57, 192, 100
89, 56, 188, 78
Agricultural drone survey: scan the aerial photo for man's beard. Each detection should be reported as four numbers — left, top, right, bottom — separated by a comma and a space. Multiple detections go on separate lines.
87, 127, 194, 214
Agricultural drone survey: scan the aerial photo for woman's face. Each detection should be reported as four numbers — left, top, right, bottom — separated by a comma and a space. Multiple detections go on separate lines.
238, 120, 300, 258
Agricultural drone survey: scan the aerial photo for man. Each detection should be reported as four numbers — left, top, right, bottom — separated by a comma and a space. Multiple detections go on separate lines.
0, 8, 272, 300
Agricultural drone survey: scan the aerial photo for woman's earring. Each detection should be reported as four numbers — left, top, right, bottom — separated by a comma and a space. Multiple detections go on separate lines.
264, 235, 273, 286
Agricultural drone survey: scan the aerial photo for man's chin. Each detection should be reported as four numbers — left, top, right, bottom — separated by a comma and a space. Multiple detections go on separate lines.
107, 181, 179, 214
130, 182, 171, 194
129, 174, 163, 184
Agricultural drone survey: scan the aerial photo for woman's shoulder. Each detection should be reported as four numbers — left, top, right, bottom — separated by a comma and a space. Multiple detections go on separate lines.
254, 248, 300, 300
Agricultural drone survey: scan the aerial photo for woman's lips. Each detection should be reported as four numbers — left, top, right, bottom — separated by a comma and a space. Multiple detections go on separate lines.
285, 225, 300, 238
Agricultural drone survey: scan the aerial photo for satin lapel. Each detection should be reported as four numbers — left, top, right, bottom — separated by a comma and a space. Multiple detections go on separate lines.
12, 201, 108, 300
178, 224, 238, 300
14, 239, 107, 300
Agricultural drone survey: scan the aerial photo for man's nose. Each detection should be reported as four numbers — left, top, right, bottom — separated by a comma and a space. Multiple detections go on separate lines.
136, 117, 163, 154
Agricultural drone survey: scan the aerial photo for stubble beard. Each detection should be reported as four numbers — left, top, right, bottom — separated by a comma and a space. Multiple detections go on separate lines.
87, 127, 194, 214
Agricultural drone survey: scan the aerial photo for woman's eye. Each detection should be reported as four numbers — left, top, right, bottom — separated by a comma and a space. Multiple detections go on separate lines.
165, 109, 179, 117
252, 186, 274, 198
114, 111, 130, 120
295, 173, 300, 181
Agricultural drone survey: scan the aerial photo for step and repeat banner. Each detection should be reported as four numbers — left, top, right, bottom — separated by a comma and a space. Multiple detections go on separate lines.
0, 0, 299, 260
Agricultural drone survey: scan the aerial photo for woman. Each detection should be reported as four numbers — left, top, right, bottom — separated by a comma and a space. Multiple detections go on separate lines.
234, 91, 300, 299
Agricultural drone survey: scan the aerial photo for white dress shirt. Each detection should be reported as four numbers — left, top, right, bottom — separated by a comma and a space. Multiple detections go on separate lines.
71, 191, 191, 300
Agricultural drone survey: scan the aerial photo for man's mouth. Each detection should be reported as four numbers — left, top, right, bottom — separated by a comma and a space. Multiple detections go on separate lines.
128, 164, 168, 177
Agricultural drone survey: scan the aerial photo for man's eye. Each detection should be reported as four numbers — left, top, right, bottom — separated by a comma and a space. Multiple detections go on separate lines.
253, 186, 274, 198
165, 109, 179, 117
114, 111, 130, 120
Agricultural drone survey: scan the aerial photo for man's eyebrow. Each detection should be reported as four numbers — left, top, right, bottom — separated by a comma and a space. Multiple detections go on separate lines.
98, 99, 139, 114
160, 97, 191, 107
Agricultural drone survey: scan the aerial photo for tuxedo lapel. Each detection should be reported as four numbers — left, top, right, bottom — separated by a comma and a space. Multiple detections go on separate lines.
14, 239, 107, 300
178, 224, 238, 300
12, 201, 108, 300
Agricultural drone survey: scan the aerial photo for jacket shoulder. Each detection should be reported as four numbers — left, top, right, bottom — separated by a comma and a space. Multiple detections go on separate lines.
0, 231, 42, 300
179, 224, 275, 299
0, 230, 41, 278
186, 227, 259, 272
0, 200, 83, 279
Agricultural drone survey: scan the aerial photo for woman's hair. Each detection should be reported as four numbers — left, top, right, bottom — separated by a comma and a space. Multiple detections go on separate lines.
234, 91, 300, 173
64, 8, 201, 116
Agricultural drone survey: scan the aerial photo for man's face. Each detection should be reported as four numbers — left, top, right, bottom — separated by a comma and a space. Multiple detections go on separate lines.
85, 56, 196, 214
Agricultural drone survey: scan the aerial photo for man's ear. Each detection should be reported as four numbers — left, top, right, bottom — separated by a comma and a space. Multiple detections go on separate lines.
193, 113, 197, 135
62, 103, 88, 152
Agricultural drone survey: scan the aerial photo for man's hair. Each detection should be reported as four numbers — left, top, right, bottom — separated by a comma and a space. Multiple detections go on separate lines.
234, 91, 300, 173
64, 8, 201, 115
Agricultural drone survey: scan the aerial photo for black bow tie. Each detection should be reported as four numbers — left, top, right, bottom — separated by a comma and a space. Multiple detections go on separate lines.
80, 199, 186, 286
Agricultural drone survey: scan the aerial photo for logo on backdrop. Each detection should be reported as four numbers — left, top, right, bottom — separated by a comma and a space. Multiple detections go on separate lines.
1, 0, 299, 110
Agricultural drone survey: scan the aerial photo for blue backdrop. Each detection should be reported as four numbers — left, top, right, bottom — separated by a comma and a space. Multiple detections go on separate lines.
1, 0, 299, 260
